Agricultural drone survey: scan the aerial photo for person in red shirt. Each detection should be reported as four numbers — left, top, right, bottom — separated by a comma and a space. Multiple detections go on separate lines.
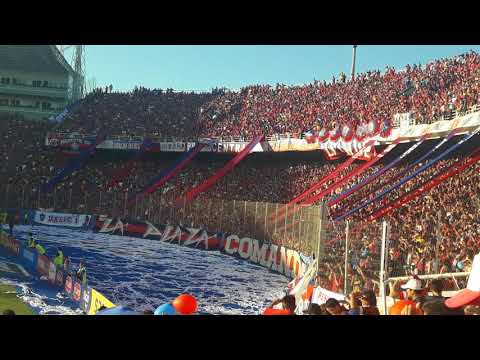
262, 295, 296, 315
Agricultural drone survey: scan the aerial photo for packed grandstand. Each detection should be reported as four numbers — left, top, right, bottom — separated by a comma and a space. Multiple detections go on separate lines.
1, 49, 480, 315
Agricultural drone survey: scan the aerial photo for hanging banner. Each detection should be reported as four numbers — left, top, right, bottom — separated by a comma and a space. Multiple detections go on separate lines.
311, 286, 345, 305
96, 217, 308, 279
88, 288, 115, 315
33, 211, 92, 228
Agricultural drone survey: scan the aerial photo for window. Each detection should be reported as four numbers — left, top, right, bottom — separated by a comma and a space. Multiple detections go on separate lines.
1, 77, 10, 84
43, 81, 48, 87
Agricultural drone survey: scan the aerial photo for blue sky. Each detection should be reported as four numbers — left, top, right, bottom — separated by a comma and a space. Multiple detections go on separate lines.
77, 45, 480, 92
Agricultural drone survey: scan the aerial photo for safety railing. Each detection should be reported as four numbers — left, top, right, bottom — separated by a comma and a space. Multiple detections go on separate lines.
0, 185, 324, 256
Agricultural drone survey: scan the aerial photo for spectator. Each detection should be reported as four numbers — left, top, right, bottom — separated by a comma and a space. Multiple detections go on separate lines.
445, 252, 480, 311
424, 279, 445, 303
305, 303, 325, 315
76, 260, 87, 285
390, 277, 426, 312
324, 298, 348, 315
359, 289, 380, 315
263, 295, 296, 315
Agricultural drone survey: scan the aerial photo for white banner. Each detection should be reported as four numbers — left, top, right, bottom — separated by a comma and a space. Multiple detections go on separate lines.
311, 286, 345, 305
34, 211, 92, 228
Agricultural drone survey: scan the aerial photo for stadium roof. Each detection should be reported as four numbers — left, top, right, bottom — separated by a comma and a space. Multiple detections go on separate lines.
0, 45, 74, 75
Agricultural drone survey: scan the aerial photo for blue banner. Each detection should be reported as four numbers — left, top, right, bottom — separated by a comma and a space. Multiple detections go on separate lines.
42, 132, 106, 194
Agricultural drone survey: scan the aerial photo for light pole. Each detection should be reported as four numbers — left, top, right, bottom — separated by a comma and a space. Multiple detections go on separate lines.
351, 45, 358, 80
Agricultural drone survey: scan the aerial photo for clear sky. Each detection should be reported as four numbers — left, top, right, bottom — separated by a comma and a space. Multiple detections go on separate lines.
76, 45, 480, 92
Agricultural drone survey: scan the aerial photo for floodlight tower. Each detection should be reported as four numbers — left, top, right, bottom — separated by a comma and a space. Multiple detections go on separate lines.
58, 45, 86, 102
72, 45, 86, 101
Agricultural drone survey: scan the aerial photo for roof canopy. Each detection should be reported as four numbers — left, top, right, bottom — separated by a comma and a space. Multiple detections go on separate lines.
0, 45, 74, 75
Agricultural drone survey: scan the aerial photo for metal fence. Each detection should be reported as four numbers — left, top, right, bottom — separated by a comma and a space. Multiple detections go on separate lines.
314, 219, 387, 296
0, 185, 324, 256
3, 182, 471, 301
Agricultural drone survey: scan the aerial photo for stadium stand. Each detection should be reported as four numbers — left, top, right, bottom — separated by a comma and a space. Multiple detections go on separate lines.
1, 50, 480, 298
50, 51, 480, 139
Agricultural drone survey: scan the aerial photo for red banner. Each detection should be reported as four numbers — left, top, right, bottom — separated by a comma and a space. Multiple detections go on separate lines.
176, 135, 264, 206
304, 141, 398, 205
368, 151, 480, 221
269, 139, 377, 227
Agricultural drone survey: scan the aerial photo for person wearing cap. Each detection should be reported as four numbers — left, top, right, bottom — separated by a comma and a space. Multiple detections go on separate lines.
389, 276, 426, 311
444, 252, 480, 311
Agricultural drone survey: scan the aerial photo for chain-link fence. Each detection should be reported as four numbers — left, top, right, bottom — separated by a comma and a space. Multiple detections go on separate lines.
315, 218, 387, 296
0, 185, 324, 256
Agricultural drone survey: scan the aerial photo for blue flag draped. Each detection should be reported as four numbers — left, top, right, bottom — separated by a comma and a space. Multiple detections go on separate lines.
41, 132, 106, 194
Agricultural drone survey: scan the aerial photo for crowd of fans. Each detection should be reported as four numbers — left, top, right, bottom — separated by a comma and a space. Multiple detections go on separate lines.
1, 51, 480, 305
266, 273, 480, 315
46, 51, 480, 140
2, 137, 477, 297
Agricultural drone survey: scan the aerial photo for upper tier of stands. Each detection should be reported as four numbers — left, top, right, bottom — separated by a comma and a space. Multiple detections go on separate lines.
52, 51, 480, 141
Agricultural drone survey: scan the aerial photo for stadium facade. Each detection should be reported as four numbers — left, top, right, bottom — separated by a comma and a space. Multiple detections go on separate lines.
0, 45, 75, 121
